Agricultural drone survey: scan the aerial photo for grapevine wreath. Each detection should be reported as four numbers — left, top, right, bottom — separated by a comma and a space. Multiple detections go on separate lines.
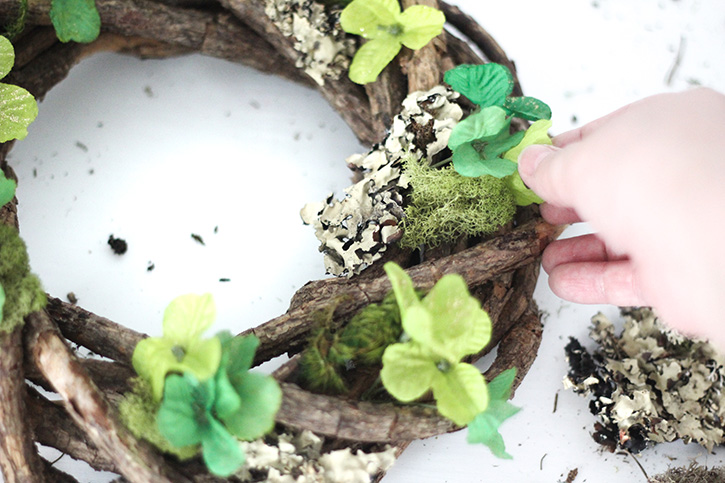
0, 0, 561, 481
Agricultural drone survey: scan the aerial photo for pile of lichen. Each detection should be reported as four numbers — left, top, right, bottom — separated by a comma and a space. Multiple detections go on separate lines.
564, 307, 725, 453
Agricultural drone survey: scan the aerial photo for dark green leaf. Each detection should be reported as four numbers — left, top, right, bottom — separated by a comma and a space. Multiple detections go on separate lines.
49, 0, 101, 43
453, 143, 517, 178
201, 418, 246, 477
503, 96, 552, 121
0, 173, 16, 207
444, 64, 513, 107
482, 131, 526, 159
223, 372, 282, 441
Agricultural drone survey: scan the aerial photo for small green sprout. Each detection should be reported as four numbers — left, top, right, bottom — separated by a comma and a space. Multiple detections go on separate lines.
132, 293, 222, 401
340, 0, 445, 84
49, 0, 101, 43
0, 36, 38, 143
467, 368, 520, 459
380, 262, 491, 426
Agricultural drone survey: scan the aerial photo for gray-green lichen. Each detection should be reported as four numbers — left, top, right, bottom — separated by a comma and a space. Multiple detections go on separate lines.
301, 85, 462, 277
0, 223, 46, 334
264, 0, 354, 85
564, 307, 725, 453
238, 430, 396, 482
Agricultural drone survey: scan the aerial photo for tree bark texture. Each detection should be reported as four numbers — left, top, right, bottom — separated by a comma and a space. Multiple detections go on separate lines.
0, 0, 559, 481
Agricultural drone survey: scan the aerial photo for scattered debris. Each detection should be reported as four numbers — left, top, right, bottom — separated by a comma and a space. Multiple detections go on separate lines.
67, 292, 78, 304
144, 85, 154, 98
564, 308, 725, 454
665, 35, 686, 86
649, 462, 725, 483
147, 261, 155, 272
565, 468, 578, 483
219, 278, 230, 282
75, 141, 88, 152
107, 235, 128, 255
191, 233, 205, 246
249, 100, 261, 110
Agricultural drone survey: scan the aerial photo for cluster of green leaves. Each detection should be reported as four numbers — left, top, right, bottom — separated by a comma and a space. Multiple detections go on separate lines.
380, 262, 519, 457
130, 294, 281, 477
340, 0, 445, 84
298, 292, 402, 395
0, 36, 38, 145
0, 223, 46, 334
400, 156, 516, 248
445, 63, 552, 205
50, 0, 101, 43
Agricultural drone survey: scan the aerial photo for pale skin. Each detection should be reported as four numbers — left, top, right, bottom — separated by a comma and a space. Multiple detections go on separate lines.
518, 88, 725, 347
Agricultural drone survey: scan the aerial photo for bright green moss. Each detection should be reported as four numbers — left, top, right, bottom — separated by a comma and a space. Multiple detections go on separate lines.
0, 223, 46, 334
400, 158, 516, 248
118, 378, 199, 460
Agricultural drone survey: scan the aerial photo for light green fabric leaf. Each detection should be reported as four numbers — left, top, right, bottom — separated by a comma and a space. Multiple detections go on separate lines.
49, 0, 100, 43
421, 274, 491, 361
467, 399, 521, 458
448, 106, 508, 150
340, 0, 401, 39
503, 96, 551, 121
163, 293, 216, 345
201, 418, 246, 477
398, 5, 445, 50
431, 362, 488, 426
503, 119, 552, 162
0, 83, 38, 142
444, 63, 514, 107
0, 37, 14, 80
0, 173, 16, 207
381, 342, 436, 402
348, 38, 401, 85
504, 171, 543, 206
223, 372, 282, 441
400, 304, 435, 350
157, 374, 207, 448
383, 262, 421, 320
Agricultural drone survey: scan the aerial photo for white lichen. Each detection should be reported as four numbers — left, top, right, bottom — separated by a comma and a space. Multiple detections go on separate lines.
264, 0, 355, 85
238, 430, 396, 482
301, 86, 462, 277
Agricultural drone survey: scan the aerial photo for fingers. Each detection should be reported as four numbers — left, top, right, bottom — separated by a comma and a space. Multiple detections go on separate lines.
541, 234, 627, 274
546, 260, 648, 307
517, 144, 579, 208
539, 203, 581, 225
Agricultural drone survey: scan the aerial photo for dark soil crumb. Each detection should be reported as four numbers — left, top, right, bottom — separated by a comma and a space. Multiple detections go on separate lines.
214, 226, 219, 234
144, 85, 154, 98
219, 278, 230, 282
650, 463, 725, 483
147, 261, 155, 272
249, 100, 261, 109
108, 235, 128, 255
75, 141, 88, 152
191, 233, 205, 246
67, 292, 78, 304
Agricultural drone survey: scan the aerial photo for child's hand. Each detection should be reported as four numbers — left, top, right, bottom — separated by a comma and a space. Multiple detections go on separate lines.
518, 88, 725, 346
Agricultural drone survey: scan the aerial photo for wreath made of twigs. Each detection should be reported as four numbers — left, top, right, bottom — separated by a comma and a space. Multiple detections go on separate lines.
0, 1, 558, 481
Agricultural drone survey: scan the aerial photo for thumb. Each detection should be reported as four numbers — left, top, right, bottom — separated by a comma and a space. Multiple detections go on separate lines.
518, 144, 571, 207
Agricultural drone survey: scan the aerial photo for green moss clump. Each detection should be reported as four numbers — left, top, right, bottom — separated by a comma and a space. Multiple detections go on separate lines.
298, 292, 402, 395
400, 158, 516, 248
118, 378, 199, 460
0, 223, 46, 334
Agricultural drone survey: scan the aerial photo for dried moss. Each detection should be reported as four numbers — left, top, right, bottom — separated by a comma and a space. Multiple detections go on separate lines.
400, 158, 516, 248
649, 463, 725, 483
0, 223, 46, 334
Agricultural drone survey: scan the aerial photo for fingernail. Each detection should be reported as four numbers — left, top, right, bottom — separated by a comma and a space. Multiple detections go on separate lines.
518, 144, 558, 180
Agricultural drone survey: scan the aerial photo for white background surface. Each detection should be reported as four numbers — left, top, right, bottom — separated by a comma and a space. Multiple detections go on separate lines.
6, 0, 725, 481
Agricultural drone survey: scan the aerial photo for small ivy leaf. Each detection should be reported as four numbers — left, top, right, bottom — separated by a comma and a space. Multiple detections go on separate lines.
503, 96, 552, 121
380, 342, 437, 401
201, 417, 246, 477
49, 0, 101, 43
383, 261, 421, 320
223, 371, 282, 441
0, 173, 16, 207
431, 362, 488, 426
448, 106, 509, 150
340, 0, 401, 39
0, 84, 38, 142
482, 130, 526, 160
444, 64, 514, 107
347, 38, 401, 85
0, 37, 14, 79
218, 332, 259, 384
163, 293, 216, 346
398, 5, 445, 50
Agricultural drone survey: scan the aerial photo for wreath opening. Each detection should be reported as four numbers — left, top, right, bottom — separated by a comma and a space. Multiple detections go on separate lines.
0, 1, 558, 481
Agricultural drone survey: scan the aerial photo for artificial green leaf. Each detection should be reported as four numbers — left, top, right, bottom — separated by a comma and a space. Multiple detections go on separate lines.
503, 119, 552, 163
444, 63, 513, 107
452, 144, 517, 178
0, 83, 37, 142
213, 367, 242, 421
223, 334, 260, 384
348, 38, 401, 85
340, 0, 401, 39
504, 171, 543, 206
163, 293, 216, 345
223, 372, 282, 441
448, 106, 509, 150
0, 173, 16, 207
431, 362, 488, 426
467, 399, 520, 458
49, 0, 100, 43
0, 37, 14, 79
482, 130, 526, 160
380, 342, 437, 402
183, 337, 223, 376
383, 261, 421, 320
421, 274, 491, 361
503, 96, 551, 121
487, 368, 517, 401
398, 5, 445, 50
400, 304, 436, 352
201, 417, 245, 477
157, 374, 208, 448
